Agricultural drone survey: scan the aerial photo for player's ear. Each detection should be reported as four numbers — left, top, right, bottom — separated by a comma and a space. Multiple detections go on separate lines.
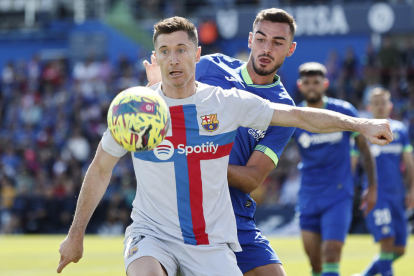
286, 42, 297, 57
196, 46, 201, 63
297, 79, 302, 91
323, 78, 330, 89
248, 32, 253, 49
388, 101, 393, 112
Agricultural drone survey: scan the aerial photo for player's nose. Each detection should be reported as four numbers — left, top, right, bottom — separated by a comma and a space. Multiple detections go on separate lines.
262, 41, 272, 54
170, 52, 179, 65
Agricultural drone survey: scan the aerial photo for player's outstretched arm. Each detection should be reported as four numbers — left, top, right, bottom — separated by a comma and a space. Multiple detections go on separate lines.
57, 142, 120, 273
403, 151, 414, 209
269, 104, 393, 145
355, 135, 378, 216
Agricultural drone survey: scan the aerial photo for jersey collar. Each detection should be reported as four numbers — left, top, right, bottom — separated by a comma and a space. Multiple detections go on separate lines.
240, 64, 280, 88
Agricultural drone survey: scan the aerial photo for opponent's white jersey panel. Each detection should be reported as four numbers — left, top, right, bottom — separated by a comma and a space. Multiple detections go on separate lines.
102, 82, 273, 251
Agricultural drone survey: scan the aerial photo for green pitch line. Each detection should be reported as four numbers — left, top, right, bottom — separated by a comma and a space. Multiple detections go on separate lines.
0, 235, 413, 275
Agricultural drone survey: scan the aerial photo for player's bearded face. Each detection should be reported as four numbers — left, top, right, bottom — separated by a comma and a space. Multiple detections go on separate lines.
248, 21, 295, 77
299, 76, 326, 104
155, 31, 200, 88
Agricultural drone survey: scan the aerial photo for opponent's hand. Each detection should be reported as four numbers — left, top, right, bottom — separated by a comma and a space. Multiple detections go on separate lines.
360, 119, 393, 146
360, 186, 377, 216
57, 235, 84, 273
143, 52, 162, 86
406, 189, 414, 209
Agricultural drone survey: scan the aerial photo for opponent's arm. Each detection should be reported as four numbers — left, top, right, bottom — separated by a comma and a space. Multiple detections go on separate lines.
269, 104, 393, 145
144, 52, 162, 86
403, 151, 414, 209
228, 151, 275, 194
355, 135, 377, 216
57, 142, 120, 273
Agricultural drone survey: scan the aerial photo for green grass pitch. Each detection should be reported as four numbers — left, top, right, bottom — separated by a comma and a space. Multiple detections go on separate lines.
0, 235, 413, 275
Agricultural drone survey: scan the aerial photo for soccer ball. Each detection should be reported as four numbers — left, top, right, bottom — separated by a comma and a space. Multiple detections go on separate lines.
107, 86, 170, 152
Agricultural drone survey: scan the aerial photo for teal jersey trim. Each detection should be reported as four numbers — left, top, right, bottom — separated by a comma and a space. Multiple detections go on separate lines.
254, 145, 279, 167
241, 64, 280, 88
404, 144, 413, 152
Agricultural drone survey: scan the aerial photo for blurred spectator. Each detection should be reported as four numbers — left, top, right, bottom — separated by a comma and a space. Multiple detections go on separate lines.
64, 128, 90, 163
1, 62, 14, 85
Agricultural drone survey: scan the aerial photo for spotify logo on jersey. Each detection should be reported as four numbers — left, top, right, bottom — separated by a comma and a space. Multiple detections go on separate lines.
154, 140, 174, 160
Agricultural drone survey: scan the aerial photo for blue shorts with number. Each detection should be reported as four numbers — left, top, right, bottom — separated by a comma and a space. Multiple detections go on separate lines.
298, 194, 353, 242
235, 215, 281, 274
365, 198, 408, 246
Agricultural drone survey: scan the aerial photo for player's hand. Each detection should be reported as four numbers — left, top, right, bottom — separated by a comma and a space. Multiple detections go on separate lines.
360, 186, 377, 216
406, 189, 414, 209
143, 52, 162, 86
360, 119, 393, 146
57, 235, 84, 273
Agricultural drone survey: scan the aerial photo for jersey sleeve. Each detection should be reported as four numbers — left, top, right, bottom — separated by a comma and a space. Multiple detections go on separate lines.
401, 126, 413, 153
195, 56, 211, 82
223, 88, 273, 131
254, 99, 296, 167
255, 125, 295, 166
101, 129, 128, 157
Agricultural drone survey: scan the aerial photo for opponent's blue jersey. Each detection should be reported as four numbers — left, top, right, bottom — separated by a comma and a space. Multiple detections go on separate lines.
293, 97, 358, 198
195, 54, 295, 225
364, 119, 412, 200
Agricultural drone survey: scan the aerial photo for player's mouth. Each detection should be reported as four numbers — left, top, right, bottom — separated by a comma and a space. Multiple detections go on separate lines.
169, 70, 183, 77
258, 57, 272, 64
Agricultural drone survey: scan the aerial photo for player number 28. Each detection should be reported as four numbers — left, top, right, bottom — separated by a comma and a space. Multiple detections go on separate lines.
373, 208, 391, 226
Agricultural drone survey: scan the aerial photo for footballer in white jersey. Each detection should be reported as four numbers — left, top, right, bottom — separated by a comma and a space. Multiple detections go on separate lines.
103, 81, 274, 275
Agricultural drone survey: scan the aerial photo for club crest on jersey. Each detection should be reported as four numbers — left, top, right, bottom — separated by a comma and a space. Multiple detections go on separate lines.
201, 114, 219, 132
127, 246, 138, 258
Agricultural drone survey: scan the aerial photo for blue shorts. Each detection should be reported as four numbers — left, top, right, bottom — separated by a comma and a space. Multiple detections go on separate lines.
365, 198, 408, 246
298, 195, 353, 242
235, 216, 281, 274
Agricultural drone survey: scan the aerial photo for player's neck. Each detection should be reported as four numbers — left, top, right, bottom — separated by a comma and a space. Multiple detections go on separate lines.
161, 79, 197, 99
246, 61, 276, 85
306, 99, 325, 109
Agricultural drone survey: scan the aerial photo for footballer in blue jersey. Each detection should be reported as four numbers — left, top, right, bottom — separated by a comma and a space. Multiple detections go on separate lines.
195, 53, 296, 274
352, 88, 414, 276
293, 63, 378, 276
144, 8, 298, 276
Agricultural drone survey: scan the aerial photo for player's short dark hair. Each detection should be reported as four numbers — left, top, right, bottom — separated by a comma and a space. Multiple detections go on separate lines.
153, 16, 198, 48
299, 62, 327, 78
253, 8, 297, 38
370, 87, 391, 101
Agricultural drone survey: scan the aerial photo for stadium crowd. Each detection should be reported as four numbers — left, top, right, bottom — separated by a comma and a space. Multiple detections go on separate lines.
1, 37, 414, 234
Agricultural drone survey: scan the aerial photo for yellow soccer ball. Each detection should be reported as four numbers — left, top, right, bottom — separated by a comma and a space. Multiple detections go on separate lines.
107, 86, 170, 152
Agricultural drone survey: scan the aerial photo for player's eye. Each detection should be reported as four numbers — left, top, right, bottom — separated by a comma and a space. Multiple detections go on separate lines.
274, 42, 283, 46
178, 49, 185, 53
257, 38, 265, 42
161, 50, 168, 55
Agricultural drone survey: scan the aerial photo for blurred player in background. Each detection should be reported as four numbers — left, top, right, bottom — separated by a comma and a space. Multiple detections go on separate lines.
293, 62, 378, 276
146, 8, 297, 276
351, 88, 414, 276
